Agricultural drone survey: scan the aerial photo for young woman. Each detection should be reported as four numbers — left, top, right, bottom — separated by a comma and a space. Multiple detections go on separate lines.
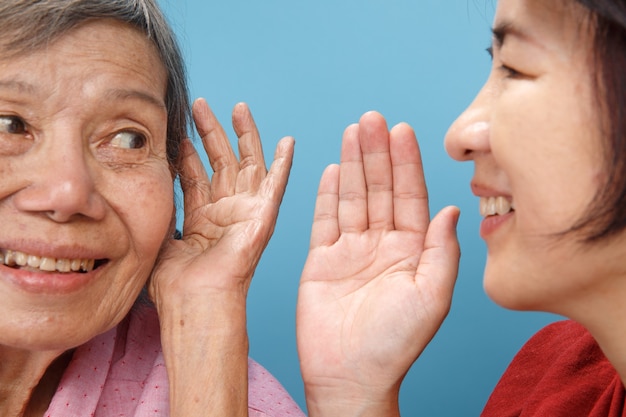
296, 0, 626, 416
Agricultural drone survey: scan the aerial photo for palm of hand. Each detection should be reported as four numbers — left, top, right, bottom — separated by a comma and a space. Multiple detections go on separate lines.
296, 112, 460, 401
298, 227, 445, 388
150, 99, 293, 304
154, 189, 273, 297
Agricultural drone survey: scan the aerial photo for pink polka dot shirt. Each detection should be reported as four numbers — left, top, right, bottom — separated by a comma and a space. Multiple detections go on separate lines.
44, 306, 305, 417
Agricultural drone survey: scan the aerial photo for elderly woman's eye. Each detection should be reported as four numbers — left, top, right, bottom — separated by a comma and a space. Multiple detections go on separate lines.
0, 115, 27, 134
110, 131, 147, 149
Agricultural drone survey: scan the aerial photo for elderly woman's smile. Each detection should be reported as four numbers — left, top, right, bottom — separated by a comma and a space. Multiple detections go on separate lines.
1, 250, 99, 273
0, 253, 105, 295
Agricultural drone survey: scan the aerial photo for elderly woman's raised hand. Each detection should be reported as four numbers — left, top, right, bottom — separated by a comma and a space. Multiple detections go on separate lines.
151, 98, 293, 300
149, 98, 294, 416
296, 111, 460, 417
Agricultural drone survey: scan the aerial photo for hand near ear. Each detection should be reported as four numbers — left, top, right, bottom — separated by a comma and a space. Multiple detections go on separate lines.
150, 98, 294, 417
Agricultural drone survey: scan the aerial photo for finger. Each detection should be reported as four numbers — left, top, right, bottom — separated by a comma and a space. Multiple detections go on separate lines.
178, 138, 212, 234
389, 122, 429, 236
359, 111, 394, 230
258, 135, 295, 215
338, 123, 368, 233
232, 102, 267, 193
415, 206, 461, 316
309, 164, 341, 248
192, 98, 238, 200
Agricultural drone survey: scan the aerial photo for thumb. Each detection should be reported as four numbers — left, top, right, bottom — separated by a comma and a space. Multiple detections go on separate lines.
415, 206, 461, 316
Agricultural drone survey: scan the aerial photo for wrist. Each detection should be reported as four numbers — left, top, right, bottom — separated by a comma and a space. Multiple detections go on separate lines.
157, 291, 250, 416
158, 290, 249, 357
157, 286, 247, 324
304, 381, 401, 417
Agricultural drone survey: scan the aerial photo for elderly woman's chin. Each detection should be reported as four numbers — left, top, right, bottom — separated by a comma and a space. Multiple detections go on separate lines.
0, 233, 169, 351
0, 260, 151, 351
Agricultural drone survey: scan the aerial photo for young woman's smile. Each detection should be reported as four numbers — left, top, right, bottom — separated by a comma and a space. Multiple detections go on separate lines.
444, 0, 614, 313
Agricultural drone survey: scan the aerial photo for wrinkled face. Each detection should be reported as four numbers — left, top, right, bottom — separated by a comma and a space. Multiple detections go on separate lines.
0, 19, 173, 350
444, 0, 620, 313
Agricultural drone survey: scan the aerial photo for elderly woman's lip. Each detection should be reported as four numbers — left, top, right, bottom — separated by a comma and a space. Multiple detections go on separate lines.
0, 264, 103, 295
0, 252, 110, 294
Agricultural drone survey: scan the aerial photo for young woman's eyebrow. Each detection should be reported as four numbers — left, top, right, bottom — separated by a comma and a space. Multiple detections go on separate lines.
491, 20, 543, 52
491, 21, 514, 50
485, 22, 512, 58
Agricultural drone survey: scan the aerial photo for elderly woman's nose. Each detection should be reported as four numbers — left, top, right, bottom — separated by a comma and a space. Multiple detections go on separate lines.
444, 85, 491, 161
13, 136, 106, 223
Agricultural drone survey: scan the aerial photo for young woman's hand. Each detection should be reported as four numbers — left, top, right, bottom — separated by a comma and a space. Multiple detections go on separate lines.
297, 111, 460, 417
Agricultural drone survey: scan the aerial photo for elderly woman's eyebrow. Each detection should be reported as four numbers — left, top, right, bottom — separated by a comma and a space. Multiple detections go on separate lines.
0, 79, 37, 95
104, 88, 166, 110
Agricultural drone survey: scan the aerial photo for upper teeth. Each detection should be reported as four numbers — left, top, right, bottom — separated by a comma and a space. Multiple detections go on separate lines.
480, 196, 514, 217
0, 250, 95, 273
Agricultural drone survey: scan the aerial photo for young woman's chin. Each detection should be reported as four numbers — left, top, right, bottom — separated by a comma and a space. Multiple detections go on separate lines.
482, 260, 544, 313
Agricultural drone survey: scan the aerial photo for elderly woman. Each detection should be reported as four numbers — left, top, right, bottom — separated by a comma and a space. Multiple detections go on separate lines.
0, 0, 304, 416
296, 0, 626, 416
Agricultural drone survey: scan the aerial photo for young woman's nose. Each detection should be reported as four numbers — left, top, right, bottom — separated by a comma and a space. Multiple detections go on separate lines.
13, 129, 106, 223
444, 83, 492, 161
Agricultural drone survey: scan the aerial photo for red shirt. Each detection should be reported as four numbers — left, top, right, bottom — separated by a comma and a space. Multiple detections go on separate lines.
482, 320, 626, 416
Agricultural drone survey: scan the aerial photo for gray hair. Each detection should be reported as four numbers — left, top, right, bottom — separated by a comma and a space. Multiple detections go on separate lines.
0, 0, 190, 171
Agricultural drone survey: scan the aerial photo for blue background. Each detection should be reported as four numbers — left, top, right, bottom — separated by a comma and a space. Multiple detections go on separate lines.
159, 1, 559, 415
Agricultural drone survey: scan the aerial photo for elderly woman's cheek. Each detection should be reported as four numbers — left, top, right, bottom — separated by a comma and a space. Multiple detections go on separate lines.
114, 165, 175, 259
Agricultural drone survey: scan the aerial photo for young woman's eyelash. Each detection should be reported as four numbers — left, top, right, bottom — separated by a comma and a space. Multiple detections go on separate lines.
499, 64, 521, 78
485, 45, 522, 79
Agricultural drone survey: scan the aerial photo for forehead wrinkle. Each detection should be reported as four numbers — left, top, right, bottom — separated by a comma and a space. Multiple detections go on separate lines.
103, 88, 166, 111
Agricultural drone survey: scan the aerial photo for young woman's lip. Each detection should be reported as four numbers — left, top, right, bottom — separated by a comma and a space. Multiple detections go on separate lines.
471, 182, 511, 198
479, 211, 515, 239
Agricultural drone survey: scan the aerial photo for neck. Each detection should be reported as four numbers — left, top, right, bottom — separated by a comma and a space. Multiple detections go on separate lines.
0, 347, 71, 417
583, 316, 626, 387
548, 238, 626, 388
562, 273, 626, 388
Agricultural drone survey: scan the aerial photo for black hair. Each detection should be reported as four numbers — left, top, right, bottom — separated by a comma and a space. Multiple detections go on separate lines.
570, 0, 626, 241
